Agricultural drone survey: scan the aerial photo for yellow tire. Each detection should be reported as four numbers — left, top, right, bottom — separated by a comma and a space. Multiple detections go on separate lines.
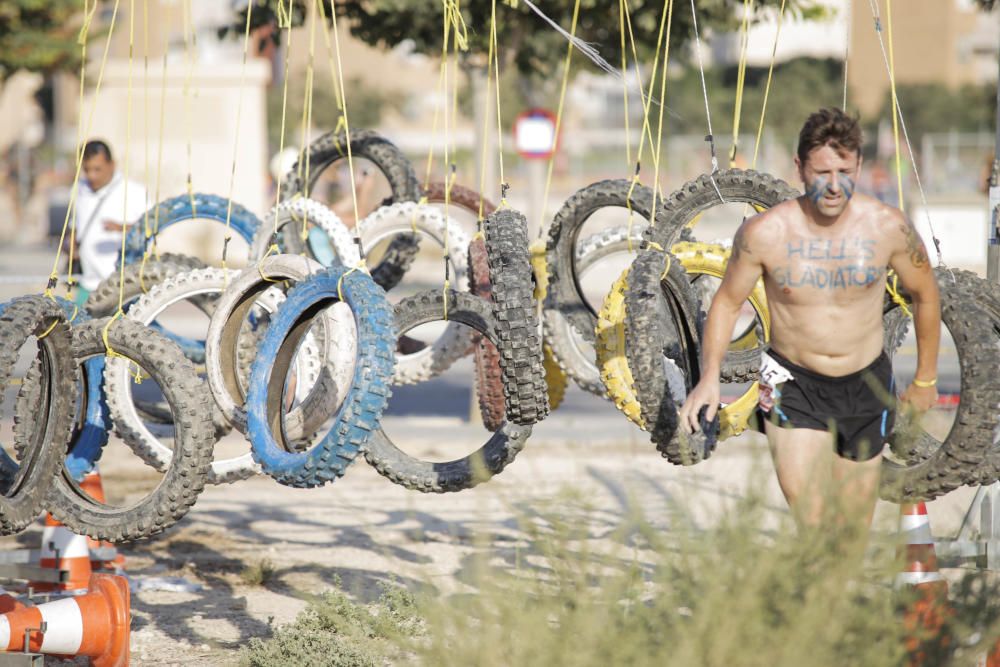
595, 266, 645, 428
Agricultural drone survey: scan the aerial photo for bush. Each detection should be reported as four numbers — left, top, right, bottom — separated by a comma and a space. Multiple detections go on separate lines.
243, 488, 1000, 667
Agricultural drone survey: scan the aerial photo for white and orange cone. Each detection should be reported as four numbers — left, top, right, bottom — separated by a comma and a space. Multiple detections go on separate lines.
79, 470, 126, 572
0, 573, 129, 667
34, 513, 91, 594
898, 502, 951, 667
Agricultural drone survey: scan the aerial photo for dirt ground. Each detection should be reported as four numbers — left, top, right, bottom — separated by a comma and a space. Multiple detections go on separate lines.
1, 405, 982, 667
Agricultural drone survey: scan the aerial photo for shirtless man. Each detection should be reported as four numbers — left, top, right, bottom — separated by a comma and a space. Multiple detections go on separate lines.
678, 108, 941, 530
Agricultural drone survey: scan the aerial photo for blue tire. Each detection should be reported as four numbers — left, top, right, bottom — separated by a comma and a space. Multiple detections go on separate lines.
246, 266, 396, 488
0, 297, 109, 482
121, 193, 262, 266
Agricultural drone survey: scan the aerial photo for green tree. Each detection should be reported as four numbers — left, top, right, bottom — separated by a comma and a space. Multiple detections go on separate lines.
0, 1, 84, 81
335, 0, 829, 78
226, 1, 829, 78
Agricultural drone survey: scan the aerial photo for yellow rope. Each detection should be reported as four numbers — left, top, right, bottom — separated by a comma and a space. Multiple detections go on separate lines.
139, 0, 169, 287
297, 4, 317, 214
490, 2, 506, 208
270, 4, 296, 241
182, 0, 198, 218
750, 0, 785, 169
47, 0, 121, 300
538, 0, 581, 238
622, 0, 661, 169
885, 0, 904, 212
624, 0, 672, 252
629, 0, 671, 178
103, 0, 138, 361
476, 0, 501, 222
886, 270, 912, 318
324, 0, 362, 238
221, 1, 256, 276
646, 0, 675, 239
619, 0, 630, 172
660, 253, 672, 281
729, 0, 755, 167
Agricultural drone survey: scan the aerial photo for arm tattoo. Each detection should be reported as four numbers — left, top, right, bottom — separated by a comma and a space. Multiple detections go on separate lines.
732, 225, 752, 262
899, 219, 929, 268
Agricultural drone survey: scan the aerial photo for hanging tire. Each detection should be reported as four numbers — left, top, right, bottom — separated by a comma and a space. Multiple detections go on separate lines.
363, 290, 532, 492
623, 249, 721, 464
85, 253, 210, 364
544, 179, 670, 346
958, 275, 1000, 486
423, 181, 497, 219
879, 268, 1000, 502
13, 298, 110, 484
467, 236, 507, 430
250, 197, 361, 267
595, 264, 646, 427
643, 168, 799, 249
543, 343, 567, 412
109, 267, 324, 484
205, 255, 356, 439
484, 208, 549, 425
122, 193, 262, 266
280, 128, 421, 292
356, 201, 474, 385
245, 265, 396, 488
670, 241, 770, 383
44, 318, 213, 541
542, 224, 645, 396
85, 252, 206, 317
0, 297, 76, 535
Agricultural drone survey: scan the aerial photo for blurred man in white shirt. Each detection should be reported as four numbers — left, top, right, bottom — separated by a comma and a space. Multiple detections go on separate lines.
73, 140, 148, 302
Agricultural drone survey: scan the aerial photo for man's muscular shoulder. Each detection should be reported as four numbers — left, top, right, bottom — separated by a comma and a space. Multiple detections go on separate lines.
732, 199, 793, 263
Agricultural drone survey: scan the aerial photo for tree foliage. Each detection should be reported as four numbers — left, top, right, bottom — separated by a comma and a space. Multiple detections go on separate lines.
0, 1, 83, 81
229, 0, 829, 78
336, 0, 829, 77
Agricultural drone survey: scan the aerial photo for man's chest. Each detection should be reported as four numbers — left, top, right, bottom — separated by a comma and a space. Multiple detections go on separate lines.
759, 235, 891, 304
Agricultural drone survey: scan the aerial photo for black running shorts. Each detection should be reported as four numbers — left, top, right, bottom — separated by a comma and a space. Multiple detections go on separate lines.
756, 348, 896, 462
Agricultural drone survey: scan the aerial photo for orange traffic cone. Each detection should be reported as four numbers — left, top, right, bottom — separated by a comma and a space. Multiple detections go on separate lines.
34, 513, 91, 594
79, 470, 126, 572
0, 573, 129, 666
898, 502, 951, 667
0, 589, 24, 614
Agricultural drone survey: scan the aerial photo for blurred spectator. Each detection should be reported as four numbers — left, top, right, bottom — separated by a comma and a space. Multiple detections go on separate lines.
71, 140, 147, 304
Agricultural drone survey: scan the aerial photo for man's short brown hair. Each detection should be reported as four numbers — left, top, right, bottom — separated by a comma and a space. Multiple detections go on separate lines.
796, 108, 863, 165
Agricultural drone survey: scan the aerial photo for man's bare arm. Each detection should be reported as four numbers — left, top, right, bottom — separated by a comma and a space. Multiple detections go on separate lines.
888, 211, 940, 410
678, 215, 768, 431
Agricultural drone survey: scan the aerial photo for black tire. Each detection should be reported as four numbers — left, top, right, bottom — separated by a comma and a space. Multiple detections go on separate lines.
45, 318, 215, 542
364, 290, 532, 492
544, 179, 671, 344
423, 181, 497, 218
643, 168, 800, 249
484, 208, 549, 425
279, 128, 421, 292
623, 249, 718, 464
671, 241, 767, 384
467, 236, 506, 430
84, 253, 207, 318
0, 297, 76, 535
879, 268, 1000, 502
87, 258, 230, 440
958, 275, 1000, 486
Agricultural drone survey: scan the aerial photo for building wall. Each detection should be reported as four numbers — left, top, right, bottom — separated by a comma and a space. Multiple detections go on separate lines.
848, 0, 998, 116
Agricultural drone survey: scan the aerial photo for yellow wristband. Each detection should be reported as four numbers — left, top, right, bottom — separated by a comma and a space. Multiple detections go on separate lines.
912, 377, 937, 388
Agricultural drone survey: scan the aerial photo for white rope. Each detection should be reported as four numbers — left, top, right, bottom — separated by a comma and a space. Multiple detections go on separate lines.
518, 0, 617, 75
688, 0, 725, 203
866, 0, 942, 266
516, 0, 680, 120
